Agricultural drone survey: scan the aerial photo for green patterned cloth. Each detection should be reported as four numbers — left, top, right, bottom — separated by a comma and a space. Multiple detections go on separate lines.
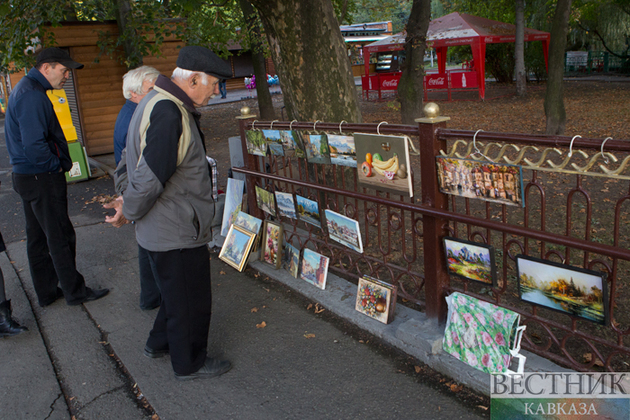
443, 292, 520, 374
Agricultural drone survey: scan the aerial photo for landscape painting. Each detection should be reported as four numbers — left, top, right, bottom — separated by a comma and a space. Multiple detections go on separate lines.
444, 237, 496, 286
282, 242, 300, 278
324, 209, 363, 253
355, 133, 413, 197
301, 134, 331, 165
328, 134, 357, 167
255, 185, 276, 217
295, 195, 322, 228
219, 225, 257, 272
220, 178, 244, 237
234, 211, 263, 235
263, 130, 285, 156
299, 248, 329, 290
275, 191, 297, 219
283, 130, 305, 158
517, 255, 607, 325
245, 130, 267, 156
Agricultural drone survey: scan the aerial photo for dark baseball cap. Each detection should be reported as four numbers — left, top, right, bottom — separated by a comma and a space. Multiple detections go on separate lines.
176, 46, 232, 79
36, 47, 84, 69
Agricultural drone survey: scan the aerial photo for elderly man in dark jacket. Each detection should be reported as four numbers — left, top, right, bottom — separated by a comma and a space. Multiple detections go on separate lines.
5, 48, 109, 307
105, 46, 232, 380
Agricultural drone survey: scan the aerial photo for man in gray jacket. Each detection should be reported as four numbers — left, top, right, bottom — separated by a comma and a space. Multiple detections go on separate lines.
105, 46, 231, 380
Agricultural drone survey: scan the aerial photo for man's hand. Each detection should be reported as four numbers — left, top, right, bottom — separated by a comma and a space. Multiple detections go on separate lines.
104, 196, 130, 228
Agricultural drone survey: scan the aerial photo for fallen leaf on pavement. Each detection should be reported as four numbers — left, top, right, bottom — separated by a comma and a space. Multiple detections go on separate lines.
251, 307, 259, 313
314, 303, 325, 314
414, 366, 421, 373
219, 271, 226, 275
450, 384, 462, 392
304, 333, 315, 339
307, 303, 313, 310
256, 321, 267, 328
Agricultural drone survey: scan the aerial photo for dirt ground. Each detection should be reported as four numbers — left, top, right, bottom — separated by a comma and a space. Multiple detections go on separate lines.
201, 80, 630, 191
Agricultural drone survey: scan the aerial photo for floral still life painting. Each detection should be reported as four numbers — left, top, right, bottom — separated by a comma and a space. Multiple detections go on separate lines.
260, 220, 283, 269
355, 277, 394, 324
219, 225, 257, 272
299, 248, 329, 290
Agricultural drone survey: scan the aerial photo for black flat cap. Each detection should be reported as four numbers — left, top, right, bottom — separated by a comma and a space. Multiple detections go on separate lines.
36, 47, 84, 69
176, 46, 232, 79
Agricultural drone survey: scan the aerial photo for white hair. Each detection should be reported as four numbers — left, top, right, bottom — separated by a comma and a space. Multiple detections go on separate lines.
122, 66, 160, 99
171, 67, 210, 85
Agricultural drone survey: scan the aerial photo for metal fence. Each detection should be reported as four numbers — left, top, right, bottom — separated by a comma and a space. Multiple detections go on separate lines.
234, 111, 630, 372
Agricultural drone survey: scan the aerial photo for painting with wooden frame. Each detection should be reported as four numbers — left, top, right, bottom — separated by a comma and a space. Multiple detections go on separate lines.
517, 255, 608, 325
260, 220, 283, 269
219, 225, 257, 272
443, 237, 497, 286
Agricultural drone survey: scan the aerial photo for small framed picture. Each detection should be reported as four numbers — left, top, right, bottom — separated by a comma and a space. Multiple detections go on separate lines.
275, 191, 297, 219
260, 220, 283, 269
219, 224, 257, 272
299, 248, 329, 290
443, 237, 496, 286
301, 133, 331, 164
295, 194, 322, 228
233, 211, 263, 235
324, 209, 363, 253
282, 241, 301, 278
355, 277, 397, 324
255, 185, 277, 217
263, 130, 285, 156
328, 134, 357, 167
517, 255, 608, 325
221, 178, 245, 237
245, 130, 267, 156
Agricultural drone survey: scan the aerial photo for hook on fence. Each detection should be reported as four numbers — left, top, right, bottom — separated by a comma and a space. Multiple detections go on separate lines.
568, 135, 581, 157
252, 120, 258, 131
313, 120, 321, 132
270, 119, 279, 130
339, 120, 347, 134
600, 137, 612, 164
377, 121, 388, 135
289, 120, 297, 131
470, 129, 493, 162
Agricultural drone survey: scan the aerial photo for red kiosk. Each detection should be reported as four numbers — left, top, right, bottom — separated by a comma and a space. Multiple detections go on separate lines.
362, 12, 550, 100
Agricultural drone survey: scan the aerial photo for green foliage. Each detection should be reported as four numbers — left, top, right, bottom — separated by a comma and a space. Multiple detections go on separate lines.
349, 0, 412, 32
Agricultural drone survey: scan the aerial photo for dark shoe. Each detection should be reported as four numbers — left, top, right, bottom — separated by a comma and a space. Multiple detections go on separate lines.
0, 300, 28, 338
39, 287, 64, 307
174, 357, 232, 381
144, 344, 169, 359
68, 287, 109, 306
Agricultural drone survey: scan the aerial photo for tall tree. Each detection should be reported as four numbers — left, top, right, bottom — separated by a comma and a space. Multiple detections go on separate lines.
514, 0, 526, 96
248, 0, 361, 122
544, 0, 572, 135
397, 0, 431, 125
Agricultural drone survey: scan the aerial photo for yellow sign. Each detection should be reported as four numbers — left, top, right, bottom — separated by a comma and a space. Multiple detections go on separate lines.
46, 89, 77, 142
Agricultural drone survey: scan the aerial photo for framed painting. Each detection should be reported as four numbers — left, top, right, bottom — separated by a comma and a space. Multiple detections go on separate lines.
328, 134, 357, 167
233, 211, 263, 235
355, 133, 413, 197
282, 241, 300, 278
301, 133, 331, 165
435, 157, 524, 207
220, 178, 245, 237
516, 255, 608, 325
219, 224, 257, 272
279, 130, 304, 158
262, 130, 285, 156
324, 209, 363, 253
245, 130, 267, 156
444, 237, 497, 286
295, 195, 322, 228
260, 220, 283, 269
299, 248, 329, 290
255, 185, 277, 217
355, 277, 397, 324
275, 191, 297, 219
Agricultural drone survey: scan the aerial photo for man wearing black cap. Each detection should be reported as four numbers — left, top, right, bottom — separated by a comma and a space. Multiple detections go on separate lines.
105, 45, 232, 380
4, 47, 109, 307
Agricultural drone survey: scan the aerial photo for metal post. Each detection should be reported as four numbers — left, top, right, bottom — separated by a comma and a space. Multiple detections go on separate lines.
236, 106, 262, 219
416, 103, 451, 322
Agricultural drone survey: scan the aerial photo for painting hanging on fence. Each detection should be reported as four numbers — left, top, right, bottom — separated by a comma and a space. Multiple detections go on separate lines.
435, 157, 524, 207
263, 129, 285, 156
245, 130, 267, 156
299, 248, 329, 290
275, 191, 297, 219
516, 255, 608, 325
234, 211, 263, 235
324, 209, 363, 253
444, 237, 496, 286
355, 276, 397, 324
220, 178, 245, 237
219, 224, 257, 272
255, 185, 276, 217
282, 241, 300, 278
328, 134, 357, 167
301, 134, 331, 165
282, 130, 305, 158
295, 195, 322, 228
260, 220, 283, 269
355, 133, 413, 197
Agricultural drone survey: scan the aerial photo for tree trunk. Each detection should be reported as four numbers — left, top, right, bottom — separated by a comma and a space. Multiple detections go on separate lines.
249, 0, 361, 122
238, 0, 276, 120
113, 0, 142, 69
398, 0, 431, 125
544, 0, 572, 135
515, 0, 526, 96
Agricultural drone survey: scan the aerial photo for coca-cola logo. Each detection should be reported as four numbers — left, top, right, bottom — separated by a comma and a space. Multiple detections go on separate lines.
382, 79, 398, 87
428, 77, 445, 86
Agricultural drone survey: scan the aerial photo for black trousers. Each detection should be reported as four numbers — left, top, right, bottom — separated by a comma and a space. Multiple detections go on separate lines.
138, 244, 161, 310
146, 245, 212, 375
12, 171, 88, 306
